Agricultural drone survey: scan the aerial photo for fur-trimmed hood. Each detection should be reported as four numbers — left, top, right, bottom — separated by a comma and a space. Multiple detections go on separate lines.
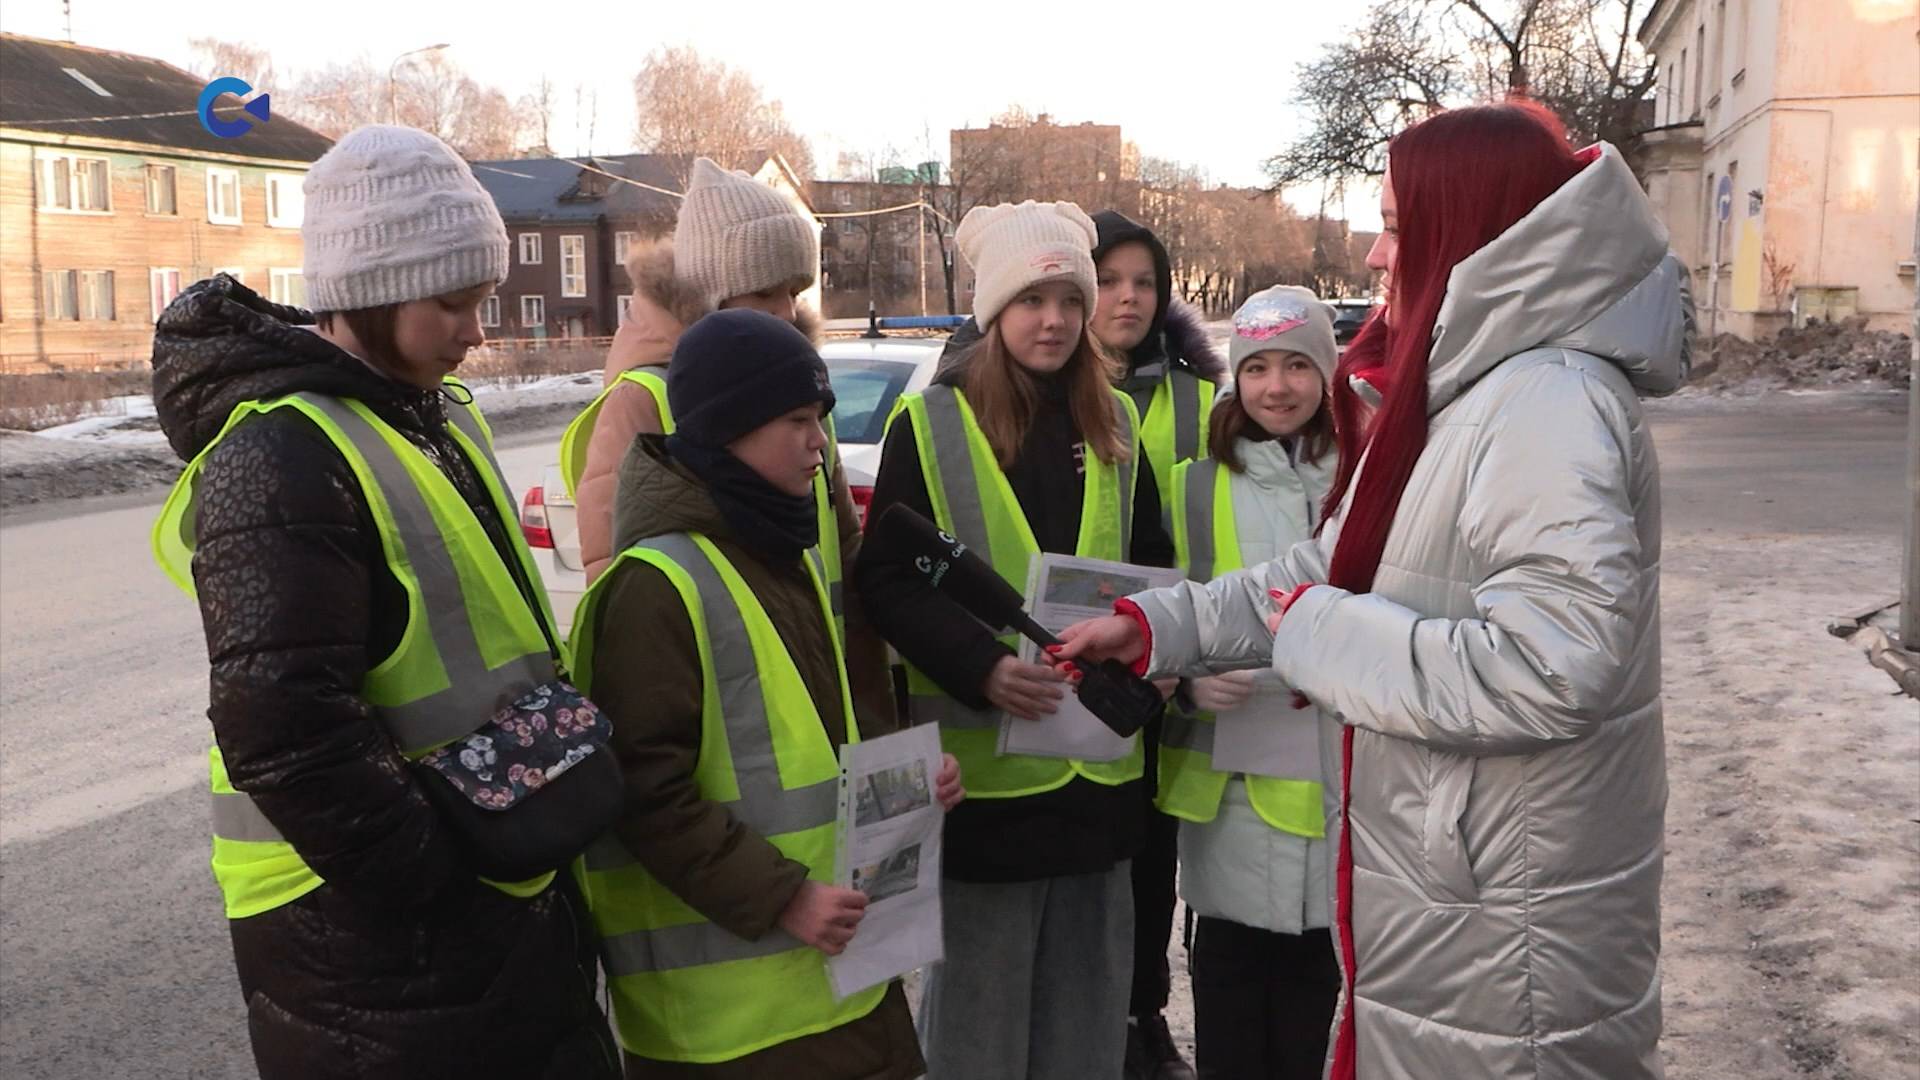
1161, 299, 1226, 381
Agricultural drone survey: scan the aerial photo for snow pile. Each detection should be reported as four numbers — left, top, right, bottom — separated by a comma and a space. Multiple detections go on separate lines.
1691, 317, 1913, 393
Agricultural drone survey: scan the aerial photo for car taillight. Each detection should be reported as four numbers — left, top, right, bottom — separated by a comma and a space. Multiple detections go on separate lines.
520, 485, 554, 549
851, 484, 874, 528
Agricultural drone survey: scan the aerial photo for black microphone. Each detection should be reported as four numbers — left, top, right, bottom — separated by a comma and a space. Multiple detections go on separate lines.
870, 504, 1164, 738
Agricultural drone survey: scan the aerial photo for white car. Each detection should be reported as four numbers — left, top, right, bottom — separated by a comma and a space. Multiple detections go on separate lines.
518, 318, 956, 635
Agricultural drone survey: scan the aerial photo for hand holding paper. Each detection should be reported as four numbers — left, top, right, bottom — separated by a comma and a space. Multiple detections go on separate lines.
935, 754, 964, 811
1190, 670, 1257, 713
779, 882, 869, 957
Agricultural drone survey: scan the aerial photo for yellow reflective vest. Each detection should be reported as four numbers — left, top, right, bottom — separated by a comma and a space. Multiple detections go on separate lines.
1158, 456, 1323, 837
885, 384, 1146, 798
152, 382, 564, 917
569, 532, 886, 1062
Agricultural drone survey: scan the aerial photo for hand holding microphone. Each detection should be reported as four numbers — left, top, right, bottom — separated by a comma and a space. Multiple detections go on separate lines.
870, 505, 1165, 738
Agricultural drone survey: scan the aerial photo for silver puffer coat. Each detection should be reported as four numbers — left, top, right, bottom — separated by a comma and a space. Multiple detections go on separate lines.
1133, 143, 1689, 1079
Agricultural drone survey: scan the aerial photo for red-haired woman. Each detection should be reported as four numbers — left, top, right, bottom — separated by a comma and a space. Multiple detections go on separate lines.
1052, 101, 1689, 1079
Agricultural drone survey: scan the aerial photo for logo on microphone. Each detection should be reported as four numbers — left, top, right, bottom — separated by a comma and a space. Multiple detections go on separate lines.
198, 77, 272, 138
913, 554, 952, 589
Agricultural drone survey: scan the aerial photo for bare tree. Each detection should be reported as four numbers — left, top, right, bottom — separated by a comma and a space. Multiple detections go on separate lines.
632, 45, 816, 184
1267, 0, 1655, 188
450, 84, 527, 160
187, 37, 276, 90
520, 77, 556, 156
282, 57, 384, 137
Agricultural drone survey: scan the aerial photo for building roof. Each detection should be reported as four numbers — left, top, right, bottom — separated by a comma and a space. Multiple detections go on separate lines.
469, 153, 690, 225
0, 33, 333, 163
470, 152, 813, 226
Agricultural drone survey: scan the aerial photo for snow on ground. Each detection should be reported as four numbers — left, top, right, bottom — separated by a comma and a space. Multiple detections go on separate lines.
0, 373, 605, 510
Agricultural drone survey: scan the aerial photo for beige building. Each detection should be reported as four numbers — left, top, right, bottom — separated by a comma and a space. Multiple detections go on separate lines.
1, 35, 335, 371
1635, 0, 1918, 337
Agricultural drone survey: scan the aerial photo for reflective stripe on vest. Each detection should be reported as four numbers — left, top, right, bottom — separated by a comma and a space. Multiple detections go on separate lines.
1158, 457, 1323, 838
154, 383, 562, 917
888, 383, 1145, 798
561, 372, 847, 639
1140, 369, 1217, 510
567, 531, 885, 1063
559, 368, 672, 499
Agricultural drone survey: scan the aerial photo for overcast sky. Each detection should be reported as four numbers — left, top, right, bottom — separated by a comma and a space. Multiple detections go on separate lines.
3, 0, 1383, 227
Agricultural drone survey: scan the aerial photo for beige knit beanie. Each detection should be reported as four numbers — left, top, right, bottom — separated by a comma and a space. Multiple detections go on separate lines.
956, 201, 1099, 328
1229, 285, 1338, 384
673, 158, 820, 310
301, 125, 508, 312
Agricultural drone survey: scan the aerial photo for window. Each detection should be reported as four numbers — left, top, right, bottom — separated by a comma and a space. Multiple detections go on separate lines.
266, 174, 304, 228
560, 235, 587, 297
43, 270, 114, 320
1711, 0, 1727, 93
150, 268, 182, 318
617, 295, 633, 325
519, 233, 542, 264
1665, 64, 1676, 124
269, 269, 307, 308
480, 295, 501, 328
614, 230, 638, 265
42, 271, 76, 321
1693, 26, 1706, 116
206, 167, 242, 224
1733, 0, 1750, 82
146, 164, 177, 215
520, 295, 545, 328
79, 271, 114, 320
36, 153, 111, 212
1681, 49, 1697, 118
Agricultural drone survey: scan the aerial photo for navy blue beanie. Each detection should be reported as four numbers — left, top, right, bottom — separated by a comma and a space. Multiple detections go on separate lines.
667, 309, 836, 449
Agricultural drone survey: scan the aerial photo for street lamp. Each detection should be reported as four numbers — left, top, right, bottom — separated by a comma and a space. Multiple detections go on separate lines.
388, 43, 450, 125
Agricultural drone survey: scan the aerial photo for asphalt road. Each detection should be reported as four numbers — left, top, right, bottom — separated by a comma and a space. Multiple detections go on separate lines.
0, 393, 1909, 1077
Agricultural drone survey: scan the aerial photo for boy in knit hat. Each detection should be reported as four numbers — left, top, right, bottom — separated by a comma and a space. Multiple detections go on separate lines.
571, 309, 962, 1080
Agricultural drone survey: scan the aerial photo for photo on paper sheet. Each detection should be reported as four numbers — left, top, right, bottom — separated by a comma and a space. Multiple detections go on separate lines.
1040, 564, 1162, 613
851, 844, 922, 903
854, 762, 932, 827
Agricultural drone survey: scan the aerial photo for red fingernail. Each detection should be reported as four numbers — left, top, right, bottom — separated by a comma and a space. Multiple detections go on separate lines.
1045, 644, 1061, 654
1269, 589, 1287, 600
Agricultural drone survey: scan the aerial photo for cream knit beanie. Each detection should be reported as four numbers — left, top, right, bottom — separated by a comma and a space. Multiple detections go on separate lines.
673, 158, 820, 310
300, 125, 508, 312
1229, 285, 1338, 384
956, 200, 1099, 328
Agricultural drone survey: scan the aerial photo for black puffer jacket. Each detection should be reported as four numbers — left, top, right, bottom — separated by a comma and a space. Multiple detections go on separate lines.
153, 276, 616, 1080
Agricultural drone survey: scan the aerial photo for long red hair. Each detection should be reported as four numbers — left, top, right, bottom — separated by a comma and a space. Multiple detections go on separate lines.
1320, 100, 1589, 593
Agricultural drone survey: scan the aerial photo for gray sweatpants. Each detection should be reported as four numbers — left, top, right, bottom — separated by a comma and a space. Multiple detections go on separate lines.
916, 862, 1134, 1079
